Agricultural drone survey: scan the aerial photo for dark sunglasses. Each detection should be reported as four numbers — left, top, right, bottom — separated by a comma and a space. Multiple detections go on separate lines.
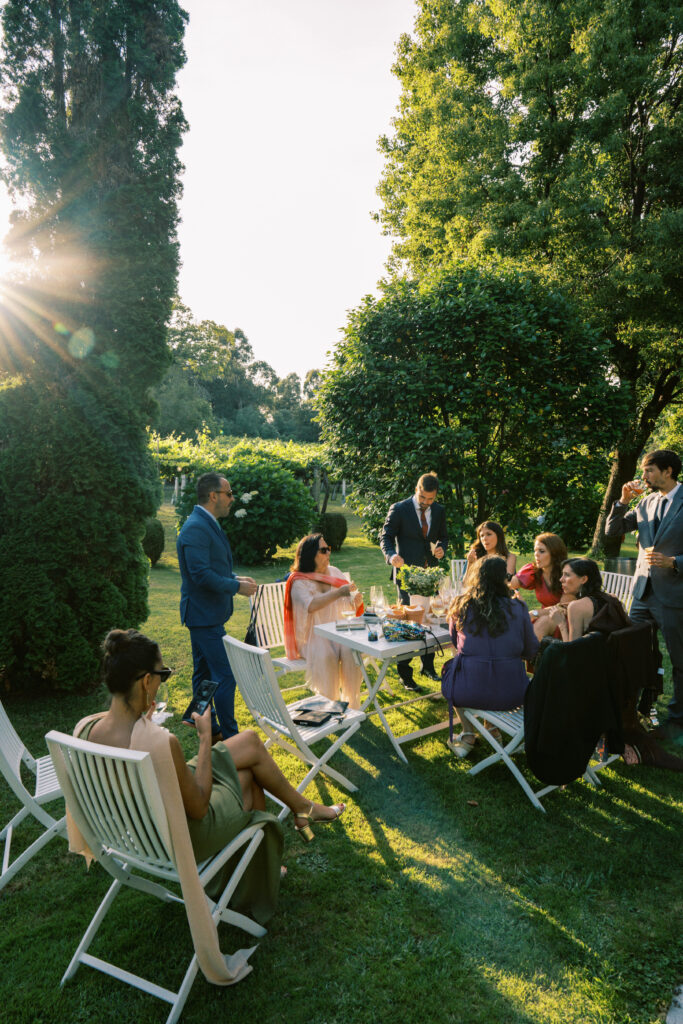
318, 545, 332, 554
215, 489, 233, 497
153, 666, 174, 682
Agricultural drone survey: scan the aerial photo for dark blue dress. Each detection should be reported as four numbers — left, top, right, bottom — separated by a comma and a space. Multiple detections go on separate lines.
444, 598, 539, 710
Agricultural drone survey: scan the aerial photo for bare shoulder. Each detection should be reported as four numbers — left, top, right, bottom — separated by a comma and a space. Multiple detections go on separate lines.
168, 732, 188, 768
568, 597, 593, 621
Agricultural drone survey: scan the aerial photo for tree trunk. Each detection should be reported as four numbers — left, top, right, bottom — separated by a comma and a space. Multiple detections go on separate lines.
589, 445, 640, 556
320, 471, 330, 515
312, 465, 321, 509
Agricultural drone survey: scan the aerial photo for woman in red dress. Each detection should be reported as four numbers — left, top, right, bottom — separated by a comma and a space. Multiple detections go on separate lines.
510, 532, 572, 640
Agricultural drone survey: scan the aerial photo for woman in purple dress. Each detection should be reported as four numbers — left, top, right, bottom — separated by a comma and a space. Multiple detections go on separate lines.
442, 556, 539, 758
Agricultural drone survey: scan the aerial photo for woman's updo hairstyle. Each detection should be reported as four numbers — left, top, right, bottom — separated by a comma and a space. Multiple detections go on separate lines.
102, 629, 160, 695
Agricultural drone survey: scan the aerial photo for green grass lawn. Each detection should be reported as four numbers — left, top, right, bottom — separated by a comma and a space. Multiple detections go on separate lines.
0, 507, 681, 1024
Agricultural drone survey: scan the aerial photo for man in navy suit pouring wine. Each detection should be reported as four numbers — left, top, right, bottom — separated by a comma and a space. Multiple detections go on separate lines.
380, 472, 449, 691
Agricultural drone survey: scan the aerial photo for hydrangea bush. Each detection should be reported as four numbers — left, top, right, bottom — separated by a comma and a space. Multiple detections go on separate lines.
176, 452, 316, 564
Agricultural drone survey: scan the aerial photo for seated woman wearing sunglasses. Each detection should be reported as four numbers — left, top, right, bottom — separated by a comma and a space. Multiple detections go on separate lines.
74, 629, 346, 920
283, 533, 363, 708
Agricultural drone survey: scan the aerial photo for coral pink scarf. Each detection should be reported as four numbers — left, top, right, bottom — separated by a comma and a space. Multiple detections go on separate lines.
283, 571, 364, 660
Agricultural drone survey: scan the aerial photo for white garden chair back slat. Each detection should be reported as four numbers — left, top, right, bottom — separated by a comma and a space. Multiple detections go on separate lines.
601, 571, 635, 613
46, 729, 268, 1024
52, 733, 175, 874
252, 581, 287, 649
0, 700, 65, 891
224, 635, 365, 801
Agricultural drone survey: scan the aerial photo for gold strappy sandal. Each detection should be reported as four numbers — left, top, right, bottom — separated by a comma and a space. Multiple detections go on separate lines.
293, 802, 346, 843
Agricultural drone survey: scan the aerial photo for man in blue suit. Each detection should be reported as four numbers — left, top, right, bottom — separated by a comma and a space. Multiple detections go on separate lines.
606, 449, 683, 737
177, 472, 257, 739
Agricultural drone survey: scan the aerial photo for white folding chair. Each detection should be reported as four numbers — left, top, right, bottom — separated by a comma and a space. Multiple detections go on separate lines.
462, 708, 611, 812
601, 570, 635, 613
46, 730, 268, 1024
224, 635, 365, 805
250, 581, 307, 677
0, 700, 65, 891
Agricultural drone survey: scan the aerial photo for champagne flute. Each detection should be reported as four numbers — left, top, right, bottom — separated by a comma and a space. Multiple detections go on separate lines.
371, 585, 387, 618
154, 679, 169, 714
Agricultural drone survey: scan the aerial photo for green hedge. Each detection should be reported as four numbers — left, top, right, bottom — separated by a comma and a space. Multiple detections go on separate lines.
314, 512, 348, 551
142, 518, 165, 566
0, 378, 159, 692
176, 451, 316, 564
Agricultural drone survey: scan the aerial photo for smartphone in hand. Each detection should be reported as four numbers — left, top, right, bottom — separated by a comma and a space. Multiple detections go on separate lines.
182, 680, 219, 724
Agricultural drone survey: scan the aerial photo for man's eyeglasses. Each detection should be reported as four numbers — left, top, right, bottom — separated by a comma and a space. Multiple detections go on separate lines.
318, 546, 332, 554
215, 489, 233, 497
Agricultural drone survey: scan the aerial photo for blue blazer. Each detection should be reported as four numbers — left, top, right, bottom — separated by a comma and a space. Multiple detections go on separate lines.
380, 497, 449, 570
176, 506, 240, 628
606, 486, 683, 607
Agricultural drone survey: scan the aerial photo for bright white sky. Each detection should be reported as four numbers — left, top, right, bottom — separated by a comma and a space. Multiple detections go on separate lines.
0, 0, 417, 380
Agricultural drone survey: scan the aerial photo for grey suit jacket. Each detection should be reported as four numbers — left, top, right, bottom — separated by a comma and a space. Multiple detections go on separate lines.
605, 487, 683, 607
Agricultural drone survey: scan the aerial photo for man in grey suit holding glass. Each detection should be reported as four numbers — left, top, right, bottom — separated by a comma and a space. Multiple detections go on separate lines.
606, 449, 683, 738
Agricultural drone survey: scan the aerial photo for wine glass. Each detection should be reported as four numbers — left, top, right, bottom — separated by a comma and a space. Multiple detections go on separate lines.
370, 585, 387, 618
154, 679, 169, 713
430, 593, 446, 621
339, 594, 357, 621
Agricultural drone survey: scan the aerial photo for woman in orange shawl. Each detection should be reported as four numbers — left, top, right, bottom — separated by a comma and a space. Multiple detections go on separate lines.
284, 533, 363, 708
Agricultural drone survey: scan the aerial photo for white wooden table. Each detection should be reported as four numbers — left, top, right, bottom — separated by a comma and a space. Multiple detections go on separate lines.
313, 620, 453, 762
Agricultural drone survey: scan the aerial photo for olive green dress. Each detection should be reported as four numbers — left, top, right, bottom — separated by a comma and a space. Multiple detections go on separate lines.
185, 744, 283, 918
81, 722, 283, 924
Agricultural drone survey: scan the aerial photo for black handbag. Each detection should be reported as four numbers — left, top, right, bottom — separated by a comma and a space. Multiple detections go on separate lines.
244, 585, 263, 646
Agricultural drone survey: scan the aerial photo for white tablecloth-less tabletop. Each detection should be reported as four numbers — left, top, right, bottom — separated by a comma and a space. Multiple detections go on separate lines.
313, 620, 453, 762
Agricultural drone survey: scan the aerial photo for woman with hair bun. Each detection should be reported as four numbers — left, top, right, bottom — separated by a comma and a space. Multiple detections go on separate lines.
75, 628, 347, 918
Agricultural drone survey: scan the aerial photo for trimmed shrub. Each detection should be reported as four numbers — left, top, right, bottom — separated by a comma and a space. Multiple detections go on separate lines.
143, 518, 165, 566
0, 378, 159, 693
176, 452, 316, 565
314, 512, 347, 551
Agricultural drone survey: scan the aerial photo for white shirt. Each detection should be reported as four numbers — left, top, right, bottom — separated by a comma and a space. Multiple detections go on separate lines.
196, 503, 218, 523
412, 494, 432, 531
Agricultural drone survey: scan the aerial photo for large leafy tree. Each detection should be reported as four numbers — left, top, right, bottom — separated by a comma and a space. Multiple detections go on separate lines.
0, 0, 187, 690
155, 300, 321, 440
317, 262, 625, 552
376, 0, 683, 552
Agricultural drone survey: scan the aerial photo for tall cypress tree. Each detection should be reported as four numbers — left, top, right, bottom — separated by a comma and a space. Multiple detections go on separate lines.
0, 1, 187, 690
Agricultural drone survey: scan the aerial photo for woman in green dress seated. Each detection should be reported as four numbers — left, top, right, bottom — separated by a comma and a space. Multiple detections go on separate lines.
78, 629, 346, 920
